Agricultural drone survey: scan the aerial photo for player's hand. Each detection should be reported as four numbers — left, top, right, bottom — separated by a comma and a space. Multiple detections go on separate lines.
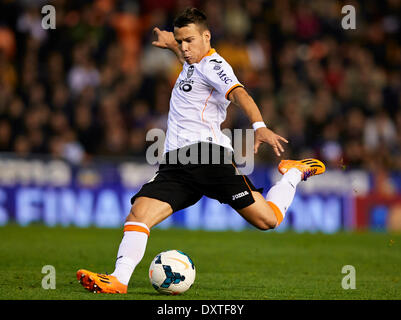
254, 127, 288, 157
152, 27, 177, 50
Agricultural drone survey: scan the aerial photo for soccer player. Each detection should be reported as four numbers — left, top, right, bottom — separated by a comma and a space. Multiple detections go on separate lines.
77, 8, 325, 293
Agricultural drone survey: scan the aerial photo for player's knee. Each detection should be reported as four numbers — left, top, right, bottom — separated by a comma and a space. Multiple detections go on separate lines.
125, 197, 173, 229
255, 213, 277, 231
125, 200, 153, 225
127, 205, 145, 221
255, 221, 275, 231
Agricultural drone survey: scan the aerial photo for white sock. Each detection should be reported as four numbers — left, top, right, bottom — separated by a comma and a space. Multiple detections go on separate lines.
111, 222, 150, 285
266, 168, 302, 226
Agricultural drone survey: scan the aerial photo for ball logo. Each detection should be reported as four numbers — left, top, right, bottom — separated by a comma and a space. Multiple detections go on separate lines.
160, 265, 186, 288
170, 257, 189, 269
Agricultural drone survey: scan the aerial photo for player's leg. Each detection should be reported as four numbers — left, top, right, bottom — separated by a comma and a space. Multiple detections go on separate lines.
77, 196, 173, 293
236, 168, 302, 229
235, 191, 277, 230
77, 162, 203, 293
109, 197, 173, 286
236, 159, 326, 230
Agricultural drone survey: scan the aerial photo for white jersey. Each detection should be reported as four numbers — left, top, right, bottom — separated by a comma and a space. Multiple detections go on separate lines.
164, 48, 243, 154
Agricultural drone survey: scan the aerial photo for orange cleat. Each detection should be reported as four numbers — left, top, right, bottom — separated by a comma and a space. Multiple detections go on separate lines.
278, 158, 326, 181
77, 269, 127, 294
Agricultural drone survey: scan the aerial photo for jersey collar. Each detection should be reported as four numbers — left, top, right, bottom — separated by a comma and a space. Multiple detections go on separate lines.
199, 48, 216, 62
185, 48, 216, 66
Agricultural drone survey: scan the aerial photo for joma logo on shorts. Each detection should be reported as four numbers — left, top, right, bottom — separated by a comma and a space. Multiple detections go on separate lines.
232, 191, 249, 201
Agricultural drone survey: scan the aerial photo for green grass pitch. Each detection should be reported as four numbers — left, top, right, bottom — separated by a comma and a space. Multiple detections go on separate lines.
0, 224, 400, 300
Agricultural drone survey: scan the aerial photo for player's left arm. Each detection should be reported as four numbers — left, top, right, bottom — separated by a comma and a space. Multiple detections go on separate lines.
228, 87, 288, 157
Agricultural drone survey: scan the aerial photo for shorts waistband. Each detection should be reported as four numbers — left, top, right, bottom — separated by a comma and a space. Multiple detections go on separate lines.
162, 142, 233, 165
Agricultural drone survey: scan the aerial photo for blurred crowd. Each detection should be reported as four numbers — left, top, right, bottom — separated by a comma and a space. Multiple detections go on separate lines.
0, 0, 400, 171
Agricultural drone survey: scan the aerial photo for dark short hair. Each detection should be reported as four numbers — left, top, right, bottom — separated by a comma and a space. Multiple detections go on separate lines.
173, 7, 208, 31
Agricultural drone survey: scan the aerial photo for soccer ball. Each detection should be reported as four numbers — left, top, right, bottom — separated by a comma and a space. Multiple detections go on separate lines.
149, 250, 196, 295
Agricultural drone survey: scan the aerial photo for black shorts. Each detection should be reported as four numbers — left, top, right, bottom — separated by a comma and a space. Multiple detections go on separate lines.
130, 142, 263, 212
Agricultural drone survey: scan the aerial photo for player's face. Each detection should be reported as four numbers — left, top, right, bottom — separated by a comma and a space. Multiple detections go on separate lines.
174, 23, 211, 65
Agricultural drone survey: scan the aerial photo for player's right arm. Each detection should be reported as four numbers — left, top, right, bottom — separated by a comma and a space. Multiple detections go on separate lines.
201, 58, 288, 157
152, 27, 185, 65
228, 87, 288, 157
